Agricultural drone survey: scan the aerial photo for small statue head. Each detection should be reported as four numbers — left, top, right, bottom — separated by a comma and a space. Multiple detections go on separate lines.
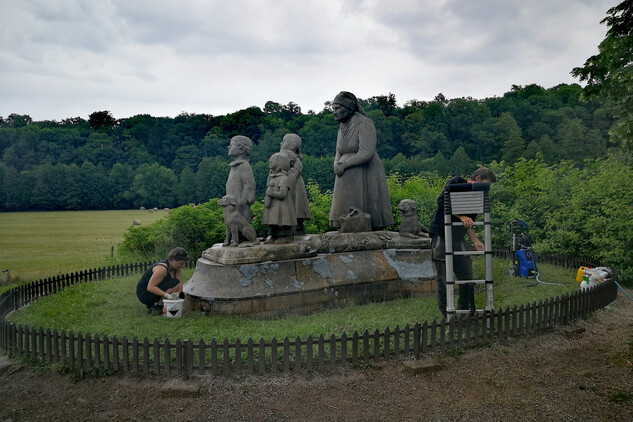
280, 133, 302, 156
228, 135, 252, 159
269, 152, 291, 173
397, 199, 418, 216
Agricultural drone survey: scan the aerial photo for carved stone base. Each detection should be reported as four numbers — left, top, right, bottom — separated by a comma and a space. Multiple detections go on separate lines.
184, 232, 434, 318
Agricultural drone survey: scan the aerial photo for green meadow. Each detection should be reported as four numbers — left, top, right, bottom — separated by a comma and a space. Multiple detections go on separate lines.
0, 209, 169, 282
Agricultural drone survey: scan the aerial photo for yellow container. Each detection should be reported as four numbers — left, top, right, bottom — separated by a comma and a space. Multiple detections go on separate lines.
576, 266, 589, 282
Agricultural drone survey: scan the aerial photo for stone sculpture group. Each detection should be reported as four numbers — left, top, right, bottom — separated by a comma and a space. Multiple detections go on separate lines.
184, 91, 432, 317
221, 91, 419, 246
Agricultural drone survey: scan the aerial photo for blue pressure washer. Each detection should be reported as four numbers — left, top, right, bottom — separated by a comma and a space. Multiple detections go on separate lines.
508, 220, 537, 278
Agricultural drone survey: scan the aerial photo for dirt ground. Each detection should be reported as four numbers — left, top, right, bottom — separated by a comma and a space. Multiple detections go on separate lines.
1, 291, 632, 422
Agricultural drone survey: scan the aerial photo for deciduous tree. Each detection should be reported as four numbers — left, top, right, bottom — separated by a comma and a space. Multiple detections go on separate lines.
572, 0, 633, 152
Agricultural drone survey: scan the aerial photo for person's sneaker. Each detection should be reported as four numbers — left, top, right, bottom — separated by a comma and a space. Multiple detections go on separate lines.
147, 304, 163, 315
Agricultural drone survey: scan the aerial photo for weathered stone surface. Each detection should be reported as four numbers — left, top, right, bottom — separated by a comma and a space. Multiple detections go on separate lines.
184, 234, 435, 317
309, 231, 430, 254
0, 355, 13, 376
203, 237, 317, 265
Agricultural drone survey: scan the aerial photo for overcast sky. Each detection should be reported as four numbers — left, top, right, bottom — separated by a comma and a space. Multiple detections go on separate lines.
0, 0, 614, 121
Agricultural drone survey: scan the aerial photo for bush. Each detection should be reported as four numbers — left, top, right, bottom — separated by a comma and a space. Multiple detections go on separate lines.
118, 200, 225, 260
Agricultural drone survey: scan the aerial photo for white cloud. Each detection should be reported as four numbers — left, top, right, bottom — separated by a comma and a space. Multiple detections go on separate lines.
0, 0, 614, 120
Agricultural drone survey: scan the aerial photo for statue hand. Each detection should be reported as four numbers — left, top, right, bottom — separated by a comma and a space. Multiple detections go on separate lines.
334, 161, 346, 177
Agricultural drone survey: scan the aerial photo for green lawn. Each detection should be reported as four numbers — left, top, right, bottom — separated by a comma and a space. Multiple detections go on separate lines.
6, 259, 581, 342
0, 210, 169, 282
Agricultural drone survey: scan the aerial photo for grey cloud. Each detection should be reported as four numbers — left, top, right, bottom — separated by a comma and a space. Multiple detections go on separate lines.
362, 0, 596, 66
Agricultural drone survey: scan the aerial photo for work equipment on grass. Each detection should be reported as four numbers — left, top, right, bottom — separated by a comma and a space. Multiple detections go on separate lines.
508, 219, 537, 278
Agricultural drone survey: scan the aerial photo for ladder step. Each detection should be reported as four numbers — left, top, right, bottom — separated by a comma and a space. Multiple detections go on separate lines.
454, 309, 488, 314
453, 250, 485, 256
452, 279, 486, 285
451, 221, 484, 226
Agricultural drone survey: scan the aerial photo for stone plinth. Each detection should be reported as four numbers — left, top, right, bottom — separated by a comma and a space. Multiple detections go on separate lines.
184, 232, 434, 317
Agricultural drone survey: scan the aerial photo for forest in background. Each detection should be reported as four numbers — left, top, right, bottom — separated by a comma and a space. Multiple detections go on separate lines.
0, 83, 620, 211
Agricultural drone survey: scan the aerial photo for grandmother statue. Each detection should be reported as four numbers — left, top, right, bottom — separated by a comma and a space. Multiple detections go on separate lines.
329, 91, 394, 232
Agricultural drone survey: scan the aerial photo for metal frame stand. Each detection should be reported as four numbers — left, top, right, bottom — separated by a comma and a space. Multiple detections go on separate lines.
444, 182, 493, 321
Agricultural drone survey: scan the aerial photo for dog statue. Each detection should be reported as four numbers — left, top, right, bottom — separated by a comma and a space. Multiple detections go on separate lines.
397, 199, 429, 238
218, 195, 258, 247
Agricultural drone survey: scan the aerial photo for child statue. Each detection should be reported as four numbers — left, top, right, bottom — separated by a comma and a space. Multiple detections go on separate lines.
262, 152, 297, 244
279, 133, 311, 235
222, 135, 257, 247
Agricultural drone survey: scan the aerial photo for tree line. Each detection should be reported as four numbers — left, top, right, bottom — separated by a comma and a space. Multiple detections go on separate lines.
0, 83, 620, 211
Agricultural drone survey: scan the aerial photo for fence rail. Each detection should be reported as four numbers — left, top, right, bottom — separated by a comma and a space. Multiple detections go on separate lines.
0, 254, 619, 379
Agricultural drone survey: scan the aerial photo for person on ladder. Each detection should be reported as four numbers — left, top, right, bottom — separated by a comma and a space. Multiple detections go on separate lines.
429, 168, 497, 318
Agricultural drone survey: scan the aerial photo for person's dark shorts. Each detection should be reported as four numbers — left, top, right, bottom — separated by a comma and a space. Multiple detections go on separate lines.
136, 277, 180, 307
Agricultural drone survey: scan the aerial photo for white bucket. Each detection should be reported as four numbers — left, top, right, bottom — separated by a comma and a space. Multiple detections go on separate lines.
163, 299, 184, 318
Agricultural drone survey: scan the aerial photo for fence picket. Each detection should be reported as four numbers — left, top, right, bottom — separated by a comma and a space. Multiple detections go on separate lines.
175, 339, 183, 377
271, 337, 278, 375
185, 339, 194, 379
363, 330, 370, 363
142, 337, 150, 374
94, 334, 102, 370
351, 332, 359, 367
456, 318, 463, 348
317, 334, 325, 369
235, 338, 242, 376
60, 330, 67, 364
330, 334, 337, 366
112, 336, 120, 372
199, 338, 206, 374
393, 326, 400, 360
372, 329, 380, 360
29, 326, 37, 361
430, 320, 437, 353
246, 338, 254, 375
132, 337, 140, 373
210, 339, 218, 375
403, 324, 410, 357
152, 338, 160, 375
340, 333, 347, 368
38, 327, 45, 360
81, 333, 88, 368
306, 335, 313, 373
258, 338, 265, 374
122, 337, 130, 373
294, 336, 302, 372
222, 338, 230, 374
103, 335, 110, 371
47, 328, 54, 362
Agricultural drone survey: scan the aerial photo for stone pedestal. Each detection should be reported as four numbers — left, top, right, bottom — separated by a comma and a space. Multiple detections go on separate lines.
183, 231, 435, 317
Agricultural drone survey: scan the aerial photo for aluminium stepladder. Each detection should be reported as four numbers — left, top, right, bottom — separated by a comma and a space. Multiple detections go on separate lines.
443, 182, 493, 321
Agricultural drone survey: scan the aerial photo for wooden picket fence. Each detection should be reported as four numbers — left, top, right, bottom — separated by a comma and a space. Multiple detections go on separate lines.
0, 254, 619, 379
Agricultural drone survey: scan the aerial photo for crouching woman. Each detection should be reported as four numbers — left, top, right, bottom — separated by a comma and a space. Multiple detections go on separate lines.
136, 247, 189, 313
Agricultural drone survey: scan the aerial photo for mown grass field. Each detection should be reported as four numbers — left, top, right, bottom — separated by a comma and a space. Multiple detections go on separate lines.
0, 210, 169, 282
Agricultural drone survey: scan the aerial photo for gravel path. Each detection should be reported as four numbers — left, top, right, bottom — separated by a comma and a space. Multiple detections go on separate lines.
1, 290, 632, 421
